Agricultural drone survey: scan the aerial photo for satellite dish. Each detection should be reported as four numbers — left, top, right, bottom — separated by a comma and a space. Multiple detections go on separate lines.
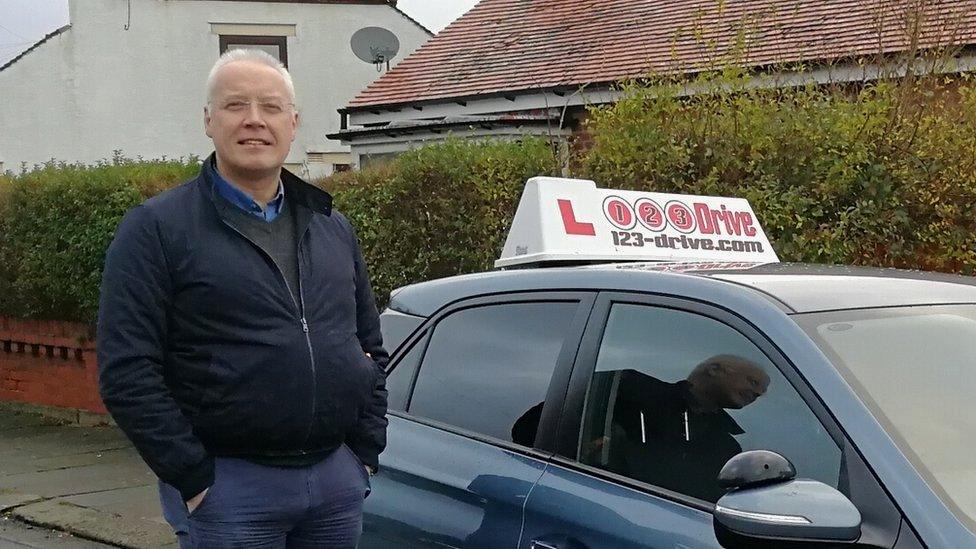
351, 27, 400, 71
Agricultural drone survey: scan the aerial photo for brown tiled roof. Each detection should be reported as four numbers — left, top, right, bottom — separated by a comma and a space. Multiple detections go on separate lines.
347, 0, 976, 110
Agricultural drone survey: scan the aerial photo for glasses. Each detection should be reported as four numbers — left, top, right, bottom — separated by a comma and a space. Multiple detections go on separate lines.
213, 98, 295, 116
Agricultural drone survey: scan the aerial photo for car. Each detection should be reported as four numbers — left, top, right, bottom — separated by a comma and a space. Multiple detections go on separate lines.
359, 177, 976, 549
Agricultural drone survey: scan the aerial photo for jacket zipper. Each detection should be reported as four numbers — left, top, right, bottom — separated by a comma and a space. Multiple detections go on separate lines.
218, 218, 317, 452
295, 227, 316, 451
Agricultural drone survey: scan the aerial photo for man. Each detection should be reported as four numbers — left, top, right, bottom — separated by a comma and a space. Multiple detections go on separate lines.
589, 355, 769, 502
97, 49, 388, 548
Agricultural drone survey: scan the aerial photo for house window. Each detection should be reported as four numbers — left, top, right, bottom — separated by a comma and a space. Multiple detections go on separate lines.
219, 35, 288, 67
332, 163, 352, 173
360, 152, 399, 170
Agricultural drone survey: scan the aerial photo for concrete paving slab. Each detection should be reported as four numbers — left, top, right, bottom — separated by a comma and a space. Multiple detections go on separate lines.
0, 492, 43, 513
61, 485, 162, 525
0, 404, 98, 429
0, 409, 176, 547
0, 426, 69, 446
0, 458, 155, 500
0, 515, 114, 548
0, 428, 130, 460
12, 499, 176, 549
0, 447, 137, 477
0, 412, 57, 431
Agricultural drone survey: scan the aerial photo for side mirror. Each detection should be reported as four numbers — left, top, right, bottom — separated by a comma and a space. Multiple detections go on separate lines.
713, 452, 861, 548
718, 449, 796, 489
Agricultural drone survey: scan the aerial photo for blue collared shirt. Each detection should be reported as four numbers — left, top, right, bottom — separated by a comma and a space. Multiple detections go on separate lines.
211, 162, 285, 222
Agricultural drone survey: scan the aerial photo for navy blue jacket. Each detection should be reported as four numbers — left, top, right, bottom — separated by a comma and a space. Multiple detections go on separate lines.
97, 159, 388, 501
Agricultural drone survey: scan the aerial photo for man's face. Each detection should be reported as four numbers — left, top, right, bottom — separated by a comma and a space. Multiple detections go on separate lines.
204, 61, 297, 181
715, 361, 770, 409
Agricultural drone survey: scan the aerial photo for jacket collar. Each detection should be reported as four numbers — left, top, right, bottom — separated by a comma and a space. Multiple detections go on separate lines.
676, 380, 745, 435
200, 153, 333, 217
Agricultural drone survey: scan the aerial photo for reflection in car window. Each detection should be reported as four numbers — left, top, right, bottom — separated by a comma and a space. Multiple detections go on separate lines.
408, 301, 578, 445
385, 333, 426, 412
579, 304, 841, 503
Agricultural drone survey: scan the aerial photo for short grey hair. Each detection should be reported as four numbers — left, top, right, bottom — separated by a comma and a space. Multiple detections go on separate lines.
205, 48, 296, 105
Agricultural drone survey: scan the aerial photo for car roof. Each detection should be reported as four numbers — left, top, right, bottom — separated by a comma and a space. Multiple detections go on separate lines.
387, 262, 976, 317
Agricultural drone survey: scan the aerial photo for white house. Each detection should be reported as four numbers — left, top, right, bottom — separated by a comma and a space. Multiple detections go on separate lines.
0, 0, 430, 177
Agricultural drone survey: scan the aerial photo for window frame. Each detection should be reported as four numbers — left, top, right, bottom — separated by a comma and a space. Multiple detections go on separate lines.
219, 35, 289, 67
384, 291, 596, 456
554, 291, 855, 512
383, 330, 428, 412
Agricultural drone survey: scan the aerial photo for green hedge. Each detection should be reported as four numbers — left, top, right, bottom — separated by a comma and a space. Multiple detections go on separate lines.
318, 139, 559, 306
0, 141, 554, 322
578, 71, 976, 273
2, 71, 975, 323
0, 158, 199, 322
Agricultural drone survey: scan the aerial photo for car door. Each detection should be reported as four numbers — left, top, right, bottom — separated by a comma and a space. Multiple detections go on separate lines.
361, 292, 595, 549
519, 291, 902, 549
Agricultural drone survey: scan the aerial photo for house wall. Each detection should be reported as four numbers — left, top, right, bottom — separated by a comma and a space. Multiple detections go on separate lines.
0, 0, 429, 178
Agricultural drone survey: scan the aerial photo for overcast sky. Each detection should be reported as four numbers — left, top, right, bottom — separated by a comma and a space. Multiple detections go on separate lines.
0, 0, 478, 66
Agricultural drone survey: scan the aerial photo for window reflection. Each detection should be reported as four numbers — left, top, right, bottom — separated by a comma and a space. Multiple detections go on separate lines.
580, 304, 840, 503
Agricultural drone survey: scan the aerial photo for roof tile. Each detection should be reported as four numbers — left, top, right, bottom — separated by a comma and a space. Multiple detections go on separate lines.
348, 0, 976, 109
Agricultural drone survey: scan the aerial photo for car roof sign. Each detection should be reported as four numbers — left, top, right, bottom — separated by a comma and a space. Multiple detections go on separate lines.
496, 177, 780, 268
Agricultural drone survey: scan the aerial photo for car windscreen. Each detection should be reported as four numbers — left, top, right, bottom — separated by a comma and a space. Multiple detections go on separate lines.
796, 305, 976, 533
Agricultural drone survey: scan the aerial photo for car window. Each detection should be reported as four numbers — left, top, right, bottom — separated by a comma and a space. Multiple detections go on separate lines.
408, 301, 579, 446
579, 303, 841, 503
385, 333, 426, 412
379, 309, 426, 354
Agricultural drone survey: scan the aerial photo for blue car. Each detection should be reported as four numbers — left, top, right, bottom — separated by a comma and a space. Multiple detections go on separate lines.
360, 262, 976, 549
360, 178, 975, 548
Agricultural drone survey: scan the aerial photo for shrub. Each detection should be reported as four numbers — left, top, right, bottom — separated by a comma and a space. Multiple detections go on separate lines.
578, 71, 976, 274
317, 138, 558, 306
3, 68, 976, 324
0, 157, 198, 322
0, 140, 554, 321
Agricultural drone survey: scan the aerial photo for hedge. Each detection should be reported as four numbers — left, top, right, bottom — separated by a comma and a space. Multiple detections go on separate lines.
0, 157, 199, 322
578, 71, 976, 273
2, 70, 975, 324
317, 139, 559, 306
0, 141, 555, 322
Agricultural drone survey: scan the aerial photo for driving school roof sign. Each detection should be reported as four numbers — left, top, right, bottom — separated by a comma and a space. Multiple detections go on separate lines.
496, 177, 780, 268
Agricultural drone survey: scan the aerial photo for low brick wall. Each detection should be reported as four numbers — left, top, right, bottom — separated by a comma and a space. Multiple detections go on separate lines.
0, 317, 106, 414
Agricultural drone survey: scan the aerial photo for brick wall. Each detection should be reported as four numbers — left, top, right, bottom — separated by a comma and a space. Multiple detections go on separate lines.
0, 317, 106, 414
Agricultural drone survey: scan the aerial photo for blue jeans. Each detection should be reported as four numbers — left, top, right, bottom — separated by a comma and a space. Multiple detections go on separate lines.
159, 444, 370, 548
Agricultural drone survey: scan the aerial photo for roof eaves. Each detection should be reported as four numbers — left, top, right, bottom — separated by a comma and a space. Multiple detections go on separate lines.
327, 113, 558, 139
0, 24, 71, 74
342, 81, 618, 113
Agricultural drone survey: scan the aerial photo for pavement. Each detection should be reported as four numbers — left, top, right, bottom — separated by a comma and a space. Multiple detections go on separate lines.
0, 405, 177, 548
0, 516, 110, 548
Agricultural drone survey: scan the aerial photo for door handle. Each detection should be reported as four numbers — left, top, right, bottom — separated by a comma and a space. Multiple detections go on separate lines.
531, 542, 560, 549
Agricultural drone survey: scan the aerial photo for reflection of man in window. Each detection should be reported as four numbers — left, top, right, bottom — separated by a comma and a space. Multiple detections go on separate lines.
589, 355, 770, 502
